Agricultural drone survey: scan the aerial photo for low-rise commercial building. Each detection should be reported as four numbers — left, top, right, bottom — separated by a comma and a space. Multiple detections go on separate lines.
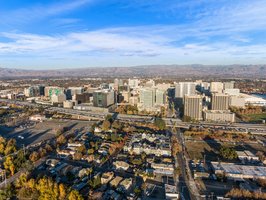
165, 184, 179, 200
151, 163, 174, 175
51, 94, 66, 103
63, 100, 75, 109
203, 110, 235, 122
236, 151, 260, 163
229, 96, 246, 108
211, 162, 266, 180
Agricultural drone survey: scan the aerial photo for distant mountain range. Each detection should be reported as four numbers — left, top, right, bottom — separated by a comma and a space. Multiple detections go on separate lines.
0, 65, 265, 79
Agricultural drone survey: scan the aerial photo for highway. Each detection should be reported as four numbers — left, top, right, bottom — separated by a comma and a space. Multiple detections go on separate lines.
1, 98, 266, 134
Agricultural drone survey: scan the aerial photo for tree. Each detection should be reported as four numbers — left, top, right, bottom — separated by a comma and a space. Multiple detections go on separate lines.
154, 118, 166, 130
27, 178, 36, 189
17, 186, 39, 200
183, 115, 192, 122
14, 150, 26, 170
36, 177, 58, 199
257, 178, 266, 188
87, 148, 94, 155
133, 187, 141, 196
77, 144, 86, 154
110, 133, 118, 142
29, 151, 39, 162
160, 106, 166, 117
130, 158, 142, 166
59, 184, 67, 200
0, 137, 6, 155
226, 188, 266, 199
4, 156, 16, 176
68, 190, 83, 200
105, 114, 113, 123
39, 148, 47, 158
57, 135, 66, 145
102, 120, 111, 131
90, 123, 97, 133
73, 152, 83, 160
87, 168, 93, 181
141, 152, 146, 161
0, 143, 5, 155
56, 128, 64, 136
112, 121, 122, 130
0, 184, 13, 199
6, 138, 16, 147
88, 175, 101, 189
219, 146, 237, 160
4, 139, 17, 155
45, 144, 53, 152
15, 173, 28, 188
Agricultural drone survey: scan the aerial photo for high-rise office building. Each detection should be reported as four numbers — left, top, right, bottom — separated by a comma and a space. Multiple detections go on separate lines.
128, 79, 139, 88
156, 83, 171, 91
68, 87, 84, 95
129, 96, 139, 106
210, 82, 224, 93
114, 79, 123, 91
121, 91, 131, 102
66, 87, 84, 99
24, 86, 44, 97
73, 93, 92, 104
211, 93, 229, 110
155, 89, 166, 105
198, 82, 210, 93
93, 90, 115, 108
140, 88, 156, 108
39, 86, 45, 96
100, 83, 110, 90
24, 86, 39, 97
145, 79, 155, 87
224, 81, 235, 89
184, 95, 203, 121
45, 87, 64, 97
175, 82, 196, 98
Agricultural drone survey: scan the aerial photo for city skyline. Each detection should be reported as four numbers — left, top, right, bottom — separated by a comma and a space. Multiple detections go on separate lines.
1, 0, 266, 69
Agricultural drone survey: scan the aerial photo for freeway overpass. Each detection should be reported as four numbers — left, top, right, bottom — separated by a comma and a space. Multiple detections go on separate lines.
1, 99, 266, 133
46, 108, 266, 134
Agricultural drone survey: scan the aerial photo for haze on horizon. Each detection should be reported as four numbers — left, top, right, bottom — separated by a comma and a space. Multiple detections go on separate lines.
1, 0, 266, 69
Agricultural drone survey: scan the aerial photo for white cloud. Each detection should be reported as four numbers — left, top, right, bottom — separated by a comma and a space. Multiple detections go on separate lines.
1, 27, 266, 66
1, 0, 266, 68
0, 0, 93, 27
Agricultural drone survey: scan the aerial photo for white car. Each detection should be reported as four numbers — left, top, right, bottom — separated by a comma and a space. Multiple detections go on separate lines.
18, 135, 24, 139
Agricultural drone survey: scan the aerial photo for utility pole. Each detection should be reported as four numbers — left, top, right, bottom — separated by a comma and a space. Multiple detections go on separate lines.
4, 170, 6, 187
22, 144, 26, 156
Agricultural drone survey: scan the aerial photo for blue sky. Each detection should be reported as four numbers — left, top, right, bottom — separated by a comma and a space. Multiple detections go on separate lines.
1, 0, 266, 69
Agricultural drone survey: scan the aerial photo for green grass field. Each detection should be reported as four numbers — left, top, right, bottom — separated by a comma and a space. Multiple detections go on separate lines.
243, 113, 266, 122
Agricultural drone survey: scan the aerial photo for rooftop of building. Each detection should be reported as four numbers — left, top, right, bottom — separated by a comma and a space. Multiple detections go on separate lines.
211, 162, 266, 177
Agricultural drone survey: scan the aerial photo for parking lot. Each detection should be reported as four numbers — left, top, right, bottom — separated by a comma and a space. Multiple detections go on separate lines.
0, 119, 96, 147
